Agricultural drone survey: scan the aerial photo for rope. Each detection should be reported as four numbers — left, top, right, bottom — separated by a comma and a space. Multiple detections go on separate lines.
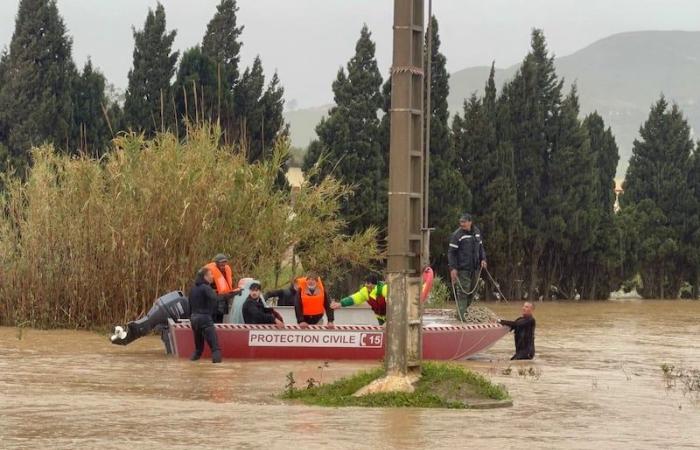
451, 266, 512, 324
451, 266, 482, 323
450, 280, 465, 323
484, 267, 510, 303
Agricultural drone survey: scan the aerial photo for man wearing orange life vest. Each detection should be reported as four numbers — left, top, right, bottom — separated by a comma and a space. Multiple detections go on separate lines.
204, 253, 240, 323
293, 272, 335, 329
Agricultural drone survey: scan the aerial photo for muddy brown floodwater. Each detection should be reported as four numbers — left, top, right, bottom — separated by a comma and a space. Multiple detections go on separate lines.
1, 300, 699, 449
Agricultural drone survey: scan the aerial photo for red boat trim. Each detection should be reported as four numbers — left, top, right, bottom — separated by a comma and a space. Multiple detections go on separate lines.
170, 322, 504, 331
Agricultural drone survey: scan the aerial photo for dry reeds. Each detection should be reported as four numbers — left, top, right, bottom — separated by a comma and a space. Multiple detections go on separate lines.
0, 125, 380, 328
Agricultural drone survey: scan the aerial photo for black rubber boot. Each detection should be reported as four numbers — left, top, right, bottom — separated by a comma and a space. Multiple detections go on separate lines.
190, 353, 201, 361
212, 351, 222, 363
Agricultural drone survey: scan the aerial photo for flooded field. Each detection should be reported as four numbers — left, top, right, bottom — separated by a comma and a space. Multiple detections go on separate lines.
1, 300, 699, 449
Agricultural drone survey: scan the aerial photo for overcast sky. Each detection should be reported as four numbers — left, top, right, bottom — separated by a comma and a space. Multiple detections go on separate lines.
1, 0, 699, 108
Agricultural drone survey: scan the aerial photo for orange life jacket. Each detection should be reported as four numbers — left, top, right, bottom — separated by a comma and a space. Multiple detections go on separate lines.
298, 277, 325, 316
205, 262, 234, 294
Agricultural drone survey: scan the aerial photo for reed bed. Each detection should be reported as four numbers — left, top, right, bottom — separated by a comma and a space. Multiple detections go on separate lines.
0, 126, 379, 328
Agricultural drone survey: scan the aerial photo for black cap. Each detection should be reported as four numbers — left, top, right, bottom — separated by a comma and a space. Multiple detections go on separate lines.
460, 213, 473, 221
249, 282, 261, 290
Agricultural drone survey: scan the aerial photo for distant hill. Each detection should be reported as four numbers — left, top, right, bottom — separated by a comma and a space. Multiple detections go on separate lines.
285, 104, 331, 149
285, 31, 700, 176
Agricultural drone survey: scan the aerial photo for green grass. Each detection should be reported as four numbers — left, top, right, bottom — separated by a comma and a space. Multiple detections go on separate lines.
281, 362, 509, 408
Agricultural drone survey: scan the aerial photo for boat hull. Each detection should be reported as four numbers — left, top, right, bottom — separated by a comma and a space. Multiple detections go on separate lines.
169, 321, 509, 361
271, 305, 378, 325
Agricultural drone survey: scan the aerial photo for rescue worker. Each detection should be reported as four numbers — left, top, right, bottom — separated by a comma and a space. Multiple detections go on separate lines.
447, 213, 487, 321
243, 282, 285, 327
498, 302, 536, 360
264, 278, 299, 306
331, 274, 388, 325
188, 266, 235, 363
294, 272, 334, 328
204, 253, 240, 323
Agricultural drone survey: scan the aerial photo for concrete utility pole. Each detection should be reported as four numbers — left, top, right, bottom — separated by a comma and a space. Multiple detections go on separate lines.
421, 0, 434, 270
385, 0, 425, 377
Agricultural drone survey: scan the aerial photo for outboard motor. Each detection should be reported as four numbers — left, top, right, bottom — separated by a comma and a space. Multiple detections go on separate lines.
110, 291, 189, 352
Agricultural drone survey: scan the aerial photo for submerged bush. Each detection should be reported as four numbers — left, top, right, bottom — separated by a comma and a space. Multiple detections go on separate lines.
0, 126, 380, 328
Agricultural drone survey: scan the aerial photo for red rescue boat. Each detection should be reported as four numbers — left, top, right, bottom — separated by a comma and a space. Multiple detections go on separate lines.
167, 320, 509, 360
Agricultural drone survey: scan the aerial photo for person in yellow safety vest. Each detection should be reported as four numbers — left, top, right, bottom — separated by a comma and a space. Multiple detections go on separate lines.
204, 253, 240, 323
331, 274, 388, 325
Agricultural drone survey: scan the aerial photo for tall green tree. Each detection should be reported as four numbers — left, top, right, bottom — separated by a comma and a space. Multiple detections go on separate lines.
463, 64, 498, 219
71, 59, 114, 156
303, 25, 384, 234
0, 0, 76, 171
480, 140, 522, 299
622, 97, 695, 298
499, 29, 563, 298
202, 0, 243, 134
234, 58, 287, 162
581, 112, 620, 299
541, 85, 596, 298
424, 16, 468, 272
172, 46, 218, 135
687, 144, 700, 297
472, 69, 524, 299
123, 3, 179, 135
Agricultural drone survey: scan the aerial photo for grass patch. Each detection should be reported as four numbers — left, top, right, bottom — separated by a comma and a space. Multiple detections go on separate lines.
281, 362, 509, 408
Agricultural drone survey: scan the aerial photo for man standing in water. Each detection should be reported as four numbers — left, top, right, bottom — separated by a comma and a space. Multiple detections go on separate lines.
499, 302, 536, 360
447, 213, 487, 321
189, 266, 235, 363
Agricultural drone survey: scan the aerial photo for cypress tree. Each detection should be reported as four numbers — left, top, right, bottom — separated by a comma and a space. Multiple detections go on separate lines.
123, 3, 179, 135
500, 29, 563, 298
481, 141, 522, 299
172, 46, 218, 133
477, 77, 523, 299
466, 63, 498, 219
0, 0, 76, 171
202, 0, 243, 133
230, 57, 287, 162
71, 60, 113, 156
542, 85, 596, 298
247, 69, 286, 162
623, 97, 695, 298
582, 112, 620, 298
424, 16, 468, 272
687, 145, 700, 297
303, 25, 384, 233
234, 57, 264, 154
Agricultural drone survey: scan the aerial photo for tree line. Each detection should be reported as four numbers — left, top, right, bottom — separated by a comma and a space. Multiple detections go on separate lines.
2, 2, 698, 300
0, 0, 287, 173
303, 18, 700, 300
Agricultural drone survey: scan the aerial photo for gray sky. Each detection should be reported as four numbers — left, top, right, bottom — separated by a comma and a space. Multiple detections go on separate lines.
1, 0, 699, 108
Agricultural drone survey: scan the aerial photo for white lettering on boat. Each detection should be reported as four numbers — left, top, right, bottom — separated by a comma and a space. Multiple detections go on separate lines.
248, 330, 383, 348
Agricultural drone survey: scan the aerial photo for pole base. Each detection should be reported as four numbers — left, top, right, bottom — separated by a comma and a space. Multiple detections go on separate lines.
352, 372, 420, 396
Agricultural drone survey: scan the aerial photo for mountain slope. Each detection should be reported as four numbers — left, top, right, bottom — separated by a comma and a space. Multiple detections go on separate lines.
286, 31, 700, 176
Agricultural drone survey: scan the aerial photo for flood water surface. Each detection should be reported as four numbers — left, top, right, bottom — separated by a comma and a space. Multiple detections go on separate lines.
1, 300, 699, 449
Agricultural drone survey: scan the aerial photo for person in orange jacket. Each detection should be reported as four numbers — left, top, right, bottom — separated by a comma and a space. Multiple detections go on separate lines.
204, 253, 240, 323
294, 272, 335, 328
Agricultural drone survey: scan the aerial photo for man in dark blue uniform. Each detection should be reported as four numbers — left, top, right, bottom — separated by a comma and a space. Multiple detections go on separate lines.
447, 213, 487, 321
